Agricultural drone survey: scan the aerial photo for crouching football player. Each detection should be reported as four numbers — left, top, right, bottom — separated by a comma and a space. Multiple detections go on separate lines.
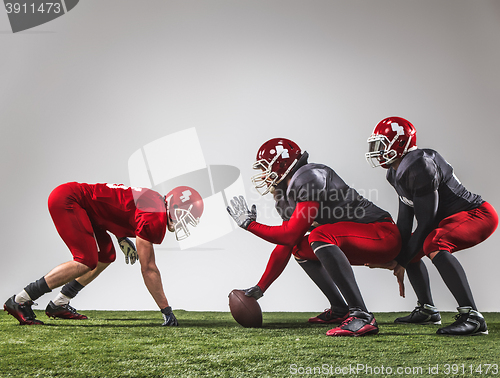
227, 138, 401, 337
4, 182, 203, 326
366, 117, 498, 335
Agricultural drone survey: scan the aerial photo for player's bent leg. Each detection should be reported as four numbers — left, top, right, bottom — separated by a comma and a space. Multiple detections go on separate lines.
295, 257, 349, 324
405, 259, 435, 304
396, 260, 441, 325
436, 307, 488, 336
44, 261, 92, 290
46, 262, 111, 320
76, 261, 111, 286
292, 237, 349, 323
311, 242, 368, 312
431, 251, 477, 311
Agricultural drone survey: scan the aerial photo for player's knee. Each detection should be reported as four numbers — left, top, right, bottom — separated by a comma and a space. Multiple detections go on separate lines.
422, 230, 439, 256
77, 257, 98, 271
309, 228, 338, 247
291, 249, 307, 260
427, 250, 441, 260
310, 241, 335, 256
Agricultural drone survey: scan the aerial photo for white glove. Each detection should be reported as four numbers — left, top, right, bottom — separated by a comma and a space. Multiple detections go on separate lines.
118, 237, 138, 265
227, 196, 257, 230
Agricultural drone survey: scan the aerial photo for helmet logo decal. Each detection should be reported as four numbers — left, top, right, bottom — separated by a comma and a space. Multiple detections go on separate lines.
275, 145, 289, 158
180, 190, 192, 203
391, 122, 404, 136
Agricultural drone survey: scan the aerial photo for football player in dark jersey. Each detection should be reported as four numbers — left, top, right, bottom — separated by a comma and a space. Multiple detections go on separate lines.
4, 183, 203, 326
366, 116, 498, 336
227, 138, 401, 337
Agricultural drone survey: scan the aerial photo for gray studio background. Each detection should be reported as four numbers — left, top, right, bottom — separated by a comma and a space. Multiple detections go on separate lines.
1, 0, 499, 313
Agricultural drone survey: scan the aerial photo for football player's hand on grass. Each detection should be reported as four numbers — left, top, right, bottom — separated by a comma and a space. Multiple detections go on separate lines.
118, 237, 139, 265
244, 285, 263, 300
227, 196, 257, 230
161, 306, 179, 326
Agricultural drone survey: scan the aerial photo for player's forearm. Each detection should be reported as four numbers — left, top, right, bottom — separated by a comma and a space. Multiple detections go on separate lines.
246, 201, 318, 246
396, 217, 436, 267
395, 228, 430, 268
396, 223, 412, 253
256, 244, 293, 292
395, 192, 438, 267
136, 236, 169, 309
396, 203, 414, 250
247, 221, 301, 246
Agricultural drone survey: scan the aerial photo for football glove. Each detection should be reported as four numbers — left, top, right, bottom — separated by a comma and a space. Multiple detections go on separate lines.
244, 285, 263, 300
161, 306, 179, 326
118, 237, 138, 265
227, 196, 257, 230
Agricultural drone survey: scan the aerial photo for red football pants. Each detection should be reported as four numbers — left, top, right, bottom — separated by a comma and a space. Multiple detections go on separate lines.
422, 202, 498, 256
48, 183, 116, 270
292, 221, 401, 266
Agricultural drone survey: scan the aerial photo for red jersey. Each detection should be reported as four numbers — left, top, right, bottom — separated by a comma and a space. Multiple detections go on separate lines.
76, 183, 168, 244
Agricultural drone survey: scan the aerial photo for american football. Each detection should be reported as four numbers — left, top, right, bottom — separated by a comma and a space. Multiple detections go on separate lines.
228, 289, 263, 328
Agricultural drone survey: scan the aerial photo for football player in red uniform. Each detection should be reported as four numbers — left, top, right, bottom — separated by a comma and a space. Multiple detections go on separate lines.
366, 117, 498, 335
3, 183, 203, 326
227, 138, 401, 337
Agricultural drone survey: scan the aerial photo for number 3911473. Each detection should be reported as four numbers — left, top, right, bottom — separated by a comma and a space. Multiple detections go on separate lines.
5, 2, 62, 14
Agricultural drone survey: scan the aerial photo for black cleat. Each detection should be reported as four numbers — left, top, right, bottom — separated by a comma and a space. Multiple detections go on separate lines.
308, 308, 349, 324
161, 306, 179, 326
437, 307, 488, 336
3, 295, 44, 325
45, 301, 88, 320
395, 302, 441, 325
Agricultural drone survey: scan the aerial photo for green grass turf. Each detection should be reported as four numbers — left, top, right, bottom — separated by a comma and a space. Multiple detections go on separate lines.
1, 310, 499, 378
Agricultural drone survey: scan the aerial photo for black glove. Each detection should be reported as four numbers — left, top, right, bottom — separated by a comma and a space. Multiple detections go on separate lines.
161, 306, 179, 326
244, 285, 263, 300
227, 196, 257, 230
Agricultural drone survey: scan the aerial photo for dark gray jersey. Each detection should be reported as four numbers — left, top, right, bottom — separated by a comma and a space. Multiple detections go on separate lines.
275, 161, 391, 224
387, 148, 484, 221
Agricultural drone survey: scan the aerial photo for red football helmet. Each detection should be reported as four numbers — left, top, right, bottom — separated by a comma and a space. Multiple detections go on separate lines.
164, 186, 204, 241
251, 138, 302, 195
366, 116, 417, 168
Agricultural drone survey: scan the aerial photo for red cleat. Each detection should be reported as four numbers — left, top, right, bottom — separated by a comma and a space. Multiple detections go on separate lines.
326, 310, 379, 337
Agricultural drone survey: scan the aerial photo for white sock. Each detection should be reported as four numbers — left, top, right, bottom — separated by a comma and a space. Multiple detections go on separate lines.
15, 290, 32, 304
52, 293, 71, 306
